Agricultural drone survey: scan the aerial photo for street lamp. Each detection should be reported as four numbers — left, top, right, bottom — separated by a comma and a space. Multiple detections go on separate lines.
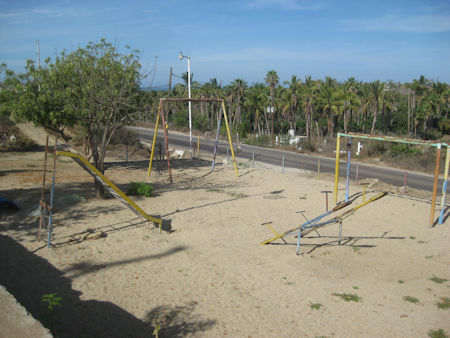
178, 51, 192, 158
267, 106, 274, 143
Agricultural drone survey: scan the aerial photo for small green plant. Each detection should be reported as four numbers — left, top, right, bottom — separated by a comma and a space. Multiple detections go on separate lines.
398, 280, 405, 284
428, 329, 448, 338
127, 182, 154, 197
42, 293, 62, 311
310, 303, 322, 310
430, 276, 448, 284
426, 255, 434, 259
403, 296, 420, 304
332, 293, 362, 302
352, 246, 360, 253
153, 320, 161, 337
299, 194, 307, 200
352, 286, 359, 290
409, 236, 416, 240
206, 188, 222, 193
417, 240, 427, 244
436, 297, 450, 310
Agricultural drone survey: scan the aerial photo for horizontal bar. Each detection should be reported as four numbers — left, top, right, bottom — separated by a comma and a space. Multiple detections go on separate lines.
160, 98, 223, 103
337, 132, 447, 148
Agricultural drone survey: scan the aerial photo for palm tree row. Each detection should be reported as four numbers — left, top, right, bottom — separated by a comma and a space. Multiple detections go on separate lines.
152, 71, 449, 140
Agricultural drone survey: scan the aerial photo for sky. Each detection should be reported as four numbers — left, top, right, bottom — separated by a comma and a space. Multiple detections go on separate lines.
1, 0, 449, 88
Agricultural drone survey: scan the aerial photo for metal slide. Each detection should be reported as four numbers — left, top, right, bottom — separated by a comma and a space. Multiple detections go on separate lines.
57, 151, 162, 227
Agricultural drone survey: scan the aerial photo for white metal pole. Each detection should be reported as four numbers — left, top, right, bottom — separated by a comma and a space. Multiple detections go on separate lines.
187, 57, 192, 159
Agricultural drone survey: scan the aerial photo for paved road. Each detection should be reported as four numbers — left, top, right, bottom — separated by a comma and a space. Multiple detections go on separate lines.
130, 126, 444, 194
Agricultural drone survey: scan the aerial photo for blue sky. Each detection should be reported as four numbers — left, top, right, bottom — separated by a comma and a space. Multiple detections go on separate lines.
1, 0, 449, 87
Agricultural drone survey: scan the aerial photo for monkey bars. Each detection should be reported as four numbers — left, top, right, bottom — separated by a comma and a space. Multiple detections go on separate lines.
334, 132, 448, 226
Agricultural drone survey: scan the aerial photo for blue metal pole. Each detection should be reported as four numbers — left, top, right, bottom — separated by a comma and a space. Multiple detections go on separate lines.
439, 180, 447, 225
296, 229, 301, 255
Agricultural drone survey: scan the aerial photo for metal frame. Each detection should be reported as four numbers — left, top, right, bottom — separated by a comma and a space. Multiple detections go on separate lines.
147, 98, 239, 182
334, 132, 449, 226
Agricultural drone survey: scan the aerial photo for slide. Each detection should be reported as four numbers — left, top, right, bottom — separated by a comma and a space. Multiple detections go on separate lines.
56, 151, 162, 227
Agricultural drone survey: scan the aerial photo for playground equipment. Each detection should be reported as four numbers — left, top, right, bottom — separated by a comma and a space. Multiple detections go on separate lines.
147, 98, 239, 183
261, 192, 386, 254
39, 137, 162, 247
38, 135, 57, 247
334, 132, 449, 226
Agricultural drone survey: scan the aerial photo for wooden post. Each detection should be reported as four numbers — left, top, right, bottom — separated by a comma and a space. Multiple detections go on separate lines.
47, 138, 57, 248
321, 190, 331, 212
430, 144, 441, 227
404, 171, 408, 194
317, 159, 321, 179
160, 107, 173, 184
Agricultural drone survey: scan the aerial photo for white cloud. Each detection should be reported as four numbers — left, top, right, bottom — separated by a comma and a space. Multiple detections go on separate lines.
247, 0, 326, 10
345, 13, 450, 33
0, 5, 118, 21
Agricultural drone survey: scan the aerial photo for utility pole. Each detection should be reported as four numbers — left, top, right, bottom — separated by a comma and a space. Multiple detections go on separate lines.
36, 40, 41, 91
168, 67, 172, 93
36, 40, 41, 68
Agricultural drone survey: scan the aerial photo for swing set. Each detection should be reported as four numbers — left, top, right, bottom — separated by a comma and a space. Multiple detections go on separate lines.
147, 98, 239, 183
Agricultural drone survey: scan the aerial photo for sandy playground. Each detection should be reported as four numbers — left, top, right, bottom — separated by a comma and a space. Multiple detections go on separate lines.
0, 123, 449, 337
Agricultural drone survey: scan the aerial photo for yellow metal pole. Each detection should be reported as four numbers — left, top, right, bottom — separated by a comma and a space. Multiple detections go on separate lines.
334, 135, 341, 205
439, 147, 449, 224
221, 101, 239, 177
363, 184, 366, 202
147, 107, 161, 178
197, 136, 200, 154
430, 144, 441, 227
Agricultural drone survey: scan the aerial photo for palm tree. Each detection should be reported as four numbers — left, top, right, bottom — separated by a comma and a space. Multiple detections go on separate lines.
230, 78, 247, 126
319, 76, 339, 135
368, 80, 385, 134
245, 83, 268, 134
265, 70, 279, 136
301, 75, 317, 140
340, 78, 361, 133
282, 75, 302, 130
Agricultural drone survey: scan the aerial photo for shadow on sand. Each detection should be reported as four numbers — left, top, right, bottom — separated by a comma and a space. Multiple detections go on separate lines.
0, 235, 216, 337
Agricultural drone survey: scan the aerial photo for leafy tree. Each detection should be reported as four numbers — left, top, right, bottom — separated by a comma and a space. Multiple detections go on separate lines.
2, 39, 147, 198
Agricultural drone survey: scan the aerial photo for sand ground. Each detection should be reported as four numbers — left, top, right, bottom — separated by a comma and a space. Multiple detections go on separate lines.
0, 123, 449, 337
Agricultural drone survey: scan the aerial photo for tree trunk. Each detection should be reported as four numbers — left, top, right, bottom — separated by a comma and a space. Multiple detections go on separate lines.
407, 92, 411, 137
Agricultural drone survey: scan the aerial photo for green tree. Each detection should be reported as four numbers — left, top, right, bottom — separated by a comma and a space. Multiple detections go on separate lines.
301, 75, 317, 140
265, 70, 279, 136
319, 76, 339, 135
245, 83, 268, 134
230, 78, 247, 126
282, 75, 302, 130
11, 39, 146, 198
369, 80, 385, 134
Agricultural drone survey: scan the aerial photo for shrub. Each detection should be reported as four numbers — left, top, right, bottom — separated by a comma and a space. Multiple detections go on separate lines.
366, 141, 387, 156
127, 182, 154, 197
109, 128, 140, 146
244, 134, 272, 147
386, 144, 421, 157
